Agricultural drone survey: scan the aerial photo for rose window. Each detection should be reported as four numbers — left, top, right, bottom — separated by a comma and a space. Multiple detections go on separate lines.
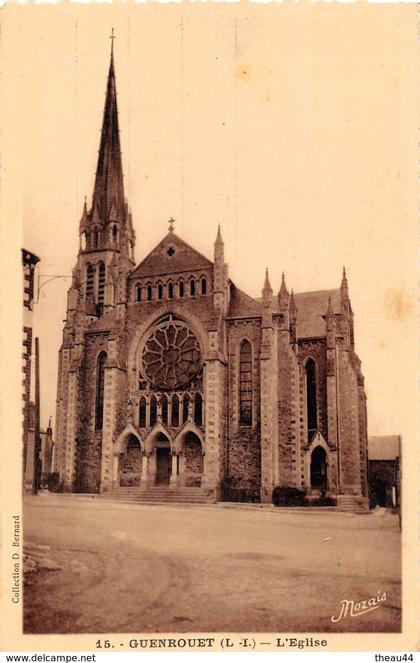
141, 320, 201, 389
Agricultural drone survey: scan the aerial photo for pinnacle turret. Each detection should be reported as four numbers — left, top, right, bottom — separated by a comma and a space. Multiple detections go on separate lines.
215, 224, 224, 247
262, 268, 273, 306
326, 295, 335, 331
278, 271, 289, 309
289, 288, 297, 321
341, 266, 349, 299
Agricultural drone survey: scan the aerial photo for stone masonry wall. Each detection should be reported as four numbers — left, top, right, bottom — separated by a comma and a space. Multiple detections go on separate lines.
337, 347, 362, 494
277, 330, 301, 488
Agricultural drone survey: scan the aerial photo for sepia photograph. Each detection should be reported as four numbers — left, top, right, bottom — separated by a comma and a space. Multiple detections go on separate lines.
1, 1, 418, 652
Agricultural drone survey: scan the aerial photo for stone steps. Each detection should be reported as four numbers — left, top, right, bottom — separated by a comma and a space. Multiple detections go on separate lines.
104, 486, 216, 505
337, 495, 369, 513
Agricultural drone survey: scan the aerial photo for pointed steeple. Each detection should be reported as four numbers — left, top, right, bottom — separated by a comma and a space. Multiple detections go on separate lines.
278, 271, 289, 309
215, 224, 224, 247
92, 39, 125, 223
262, 268, 273, 306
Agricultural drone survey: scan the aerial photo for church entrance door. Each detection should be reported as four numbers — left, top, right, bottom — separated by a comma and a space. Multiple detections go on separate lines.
310, 445, 327, 492
156, 443, 171, 485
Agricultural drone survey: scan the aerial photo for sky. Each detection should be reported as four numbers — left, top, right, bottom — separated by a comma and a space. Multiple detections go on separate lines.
1, 3, 417, 439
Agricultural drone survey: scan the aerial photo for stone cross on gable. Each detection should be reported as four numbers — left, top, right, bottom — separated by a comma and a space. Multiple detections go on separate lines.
168, 217, 175, 232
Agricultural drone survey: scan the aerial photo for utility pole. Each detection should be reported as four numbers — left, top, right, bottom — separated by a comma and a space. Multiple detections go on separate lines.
32, 337, 41, 495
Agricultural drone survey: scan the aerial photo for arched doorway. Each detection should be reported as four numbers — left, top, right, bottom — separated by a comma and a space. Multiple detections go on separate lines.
310, 446, 327, 492
184, 432, 203, 487
119, 435, 142, 487
155, 433, 171, 485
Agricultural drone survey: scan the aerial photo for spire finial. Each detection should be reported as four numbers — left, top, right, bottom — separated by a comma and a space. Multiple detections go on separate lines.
168, 217, 175, 232
110, 28, 115, 57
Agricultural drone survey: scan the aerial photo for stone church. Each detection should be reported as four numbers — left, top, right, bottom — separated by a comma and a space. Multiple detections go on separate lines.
54, 44, 369, 509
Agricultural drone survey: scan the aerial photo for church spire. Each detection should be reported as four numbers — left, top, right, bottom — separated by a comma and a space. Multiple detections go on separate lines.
92, 33, 125, 223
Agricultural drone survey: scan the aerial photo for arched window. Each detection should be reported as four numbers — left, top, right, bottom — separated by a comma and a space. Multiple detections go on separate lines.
136, 285, 142, 302
86, 264, 95, 297
157, 283, 163, 300
97, 262, 105, 308
171, 395, 180, 427
161, 395, 168, 425
146, 284, 153, 301
95, 352, 107, 430
190, 279, 196, 296
182, 395, 190, 424
168, 282, 174, 299
93, 230, 99, 248
112, 225, 118, 244
239, 340, 252, 425
150, 396, 158, 426
306, 358, 317, 438
179, 280, 184, 298
81, 233, 87, 250
139, 397, 147, 428
201, 277, 207, 295
194, 393, 203, 426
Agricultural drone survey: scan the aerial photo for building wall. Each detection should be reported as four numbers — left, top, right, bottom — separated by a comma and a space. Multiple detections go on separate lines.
337, 347, 362, 495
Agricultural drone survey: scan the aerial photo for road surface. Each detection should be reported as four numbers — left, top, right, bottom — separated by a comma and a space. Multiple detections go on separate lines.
23, 494, 401, 634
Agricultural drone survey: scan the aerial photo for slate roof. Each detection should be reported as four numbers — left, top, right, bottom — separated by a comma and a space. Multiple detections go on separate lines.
228, 286, 342, 340
228, 284, 264, 318
294, 289, 341, 339
368, 436, 400, 461
131, 232, 213, 279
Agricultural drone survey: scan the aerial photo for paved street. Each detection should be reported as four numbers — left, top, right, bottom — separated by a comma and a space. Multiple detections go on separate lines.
23, 495, 401, 634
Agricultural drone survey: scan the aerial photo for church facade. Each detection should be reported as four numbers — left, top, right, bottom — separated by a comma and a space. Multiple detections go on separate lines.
54, 46, 369, 508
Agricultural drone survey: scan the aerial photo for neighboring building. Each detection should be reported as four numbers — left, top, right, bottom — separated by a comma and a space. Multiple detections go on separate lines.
54, 44, 369, 509
368, 435, 401, 509
24, 406, 54, 490
22, 248, 40, 487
